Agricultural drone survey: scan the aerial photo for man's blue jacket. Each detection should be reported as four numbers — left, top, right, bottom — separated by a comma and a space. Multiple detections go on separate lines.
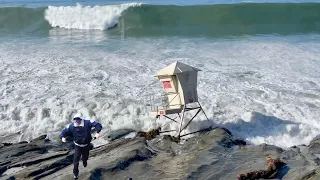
60, 119, 102, 146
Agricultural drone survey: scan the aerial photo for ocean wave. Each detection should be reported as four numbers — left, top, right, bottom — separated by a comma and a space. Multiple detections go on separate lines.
44, 3, 142, 30
0, 3, 320, 36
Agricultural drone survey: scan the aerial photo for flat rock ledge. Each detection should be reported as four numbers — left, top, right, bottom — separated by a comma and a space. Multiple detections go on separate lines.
1, 128, 320, 180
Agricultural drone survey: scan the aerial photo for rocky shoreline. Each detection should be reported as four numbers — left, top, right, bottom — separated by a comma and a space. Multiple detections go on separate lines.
1, 127, 320, 180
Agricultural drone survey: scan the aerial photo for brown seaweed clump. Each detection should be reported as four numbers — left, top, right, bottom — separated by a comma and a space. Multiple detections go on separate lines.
237, 156, 286, 180
136, 127, 161, 140
136, 127, 180, 143
163, 135, 180, 143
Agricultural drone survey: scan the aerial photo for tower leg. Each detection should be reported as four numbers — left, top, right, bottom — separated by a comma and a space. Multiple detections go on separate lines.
180, 107, 201, 132
154, 115, 160, 127
178, 106, 186, 138
198, 102, 209, 121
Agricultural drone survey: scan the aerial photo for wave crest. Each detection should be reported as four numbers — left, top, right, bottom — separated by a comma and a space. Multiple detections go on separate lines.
44, 3, 141, 30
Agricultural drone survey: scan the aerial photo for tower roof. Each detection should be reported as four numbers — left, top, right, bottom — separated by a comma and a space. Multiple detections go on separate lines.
154, 61, 201, 77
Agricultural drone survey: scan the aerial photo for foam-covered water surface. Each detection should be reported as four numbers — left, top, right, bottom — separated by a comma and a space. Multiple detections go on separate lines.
0, 35, 319, 148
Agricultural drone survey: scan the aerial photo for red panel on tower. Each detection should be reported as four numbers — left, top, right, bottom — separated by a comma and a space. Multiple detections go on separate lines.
162, 81, 172, 89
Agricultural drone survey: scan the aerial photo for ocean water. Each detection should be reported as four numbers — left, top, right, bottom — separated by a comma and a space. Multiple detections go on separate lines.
0, 0, 319, 148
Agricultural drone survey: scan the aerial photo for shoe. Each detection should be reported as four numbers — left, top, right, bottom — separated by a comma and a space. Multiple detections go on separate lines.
74, 174, 79, 179
83, 161, 87, 167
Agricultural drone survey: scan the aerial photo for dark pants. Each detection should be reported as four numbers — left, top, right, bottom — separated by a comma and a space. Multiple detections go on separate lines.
73, 145, 90, 176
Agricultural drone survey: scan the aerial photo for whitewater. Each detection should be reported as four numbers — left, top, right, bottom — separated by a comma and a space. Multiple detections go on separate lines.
44, 3, 141, 30
0, 0, 319, 149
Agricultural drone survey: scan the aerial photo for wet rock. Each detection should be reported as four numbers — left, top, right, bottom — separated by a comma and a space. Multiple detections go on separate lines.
107, 128, 137, 141
31, 134, 47, 142
2, 143, 13, 147
308, 135, 320, 154
44, 137, 154, 180
1, 127, 320, 180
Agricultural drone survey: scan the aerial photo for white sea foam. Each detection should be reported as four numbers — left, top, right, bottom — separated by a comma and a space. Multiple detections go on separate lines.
44, 3, 141, 30
0, 36, 319, 148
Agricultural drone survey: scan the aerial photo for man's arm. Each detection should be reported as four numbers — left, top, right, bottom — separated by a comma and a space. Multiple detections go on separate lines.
89, 120, 102, 133
60, 124, 72, 139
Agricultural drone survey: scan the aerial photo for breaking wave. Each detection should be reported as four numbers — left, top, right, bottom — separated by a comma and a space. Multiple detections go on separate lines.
1, 2, 320, 36
44, 3, 141, 30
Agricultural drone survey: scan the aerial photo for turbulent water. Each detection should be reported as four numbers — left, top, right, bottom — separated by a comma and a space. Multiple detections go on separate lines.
0, 0, 319, 148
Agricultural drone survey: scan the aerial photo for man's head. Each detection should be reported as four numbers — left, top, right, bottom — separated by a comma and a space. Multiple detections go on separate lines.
73, 113, 83, 125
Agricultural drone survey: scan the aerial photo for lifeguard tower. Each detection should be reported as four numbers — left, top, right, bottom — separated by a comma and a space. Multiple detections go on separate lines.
149, 61, 209, 138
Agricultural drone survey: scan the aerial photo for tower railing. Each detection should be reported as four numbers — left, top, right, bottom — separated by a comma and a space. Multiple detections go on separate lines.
144, 92, 183, 113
